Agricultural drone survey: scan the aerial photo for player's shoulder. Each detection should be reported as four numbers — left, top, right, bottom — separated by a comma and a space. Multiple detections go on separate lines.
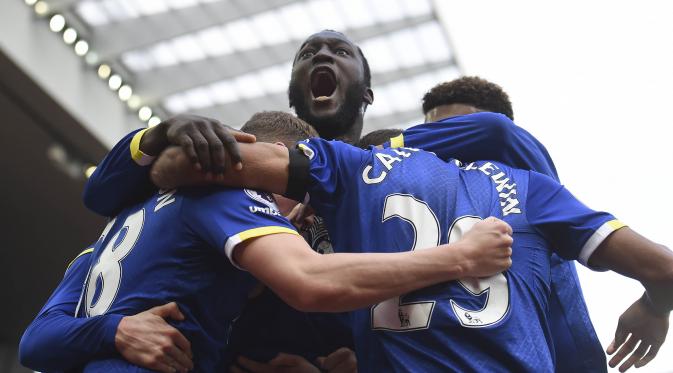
179, 185, 243, 208
65, 246, 95, 274
181, 186, 281, 215
460, 159, 522, 176
440, 111, 513, 125
298, 138, 366, 159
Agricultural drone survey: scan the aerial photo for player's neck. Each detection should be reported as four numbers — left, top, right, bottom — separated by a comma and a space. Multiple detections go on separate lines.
335, 116, 364, 145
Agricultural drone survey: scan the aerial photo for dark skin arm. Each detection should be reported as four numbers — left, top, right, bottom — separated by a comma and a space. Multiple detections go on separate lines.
589, 228, 673, 313
152, 145, 673, 371
140, 114, 256, 174
588, 227, 673, 372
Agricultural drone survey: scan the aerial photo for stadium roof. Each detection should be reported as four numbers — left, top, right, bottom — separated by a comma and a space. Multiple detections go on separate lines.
25, 0, 461, 131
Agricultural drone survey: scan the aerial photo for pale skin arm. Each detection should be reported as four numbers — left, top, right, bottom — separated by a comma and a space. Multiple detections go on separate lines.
588, 227, 673, 371
232, 217, 512, 313
151, 143, 290, 193
115, 302, 193, 373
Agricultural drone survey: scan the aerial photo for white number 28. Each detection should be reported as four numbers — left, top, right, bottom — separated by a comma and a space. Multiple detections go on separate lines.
84, 209, 145, 317
371, 194, 510, 331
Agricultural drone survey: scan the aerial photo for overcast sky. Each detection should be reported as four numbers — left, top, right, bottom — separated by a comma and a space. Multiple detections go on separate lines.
435, 1, 673, 371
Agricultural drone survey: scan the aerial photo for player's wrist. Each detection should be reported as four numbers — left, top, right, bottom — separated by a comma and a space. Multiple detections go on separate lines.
101, 313, 125, 354
439, 242, 470, 280
139, 122, 169, 157
641, 291, 672, 317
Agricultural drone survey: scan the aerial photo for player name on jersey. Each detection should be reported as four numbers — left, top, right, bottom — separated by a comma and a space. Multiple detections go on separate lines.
362, 147, 420, 184
463, 161, 521, 216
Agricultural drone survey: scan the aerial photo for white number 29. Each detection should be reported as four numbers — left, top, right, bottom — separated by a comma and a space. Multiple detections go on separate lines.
371, 194, 510, 331
84, 209, 145, 316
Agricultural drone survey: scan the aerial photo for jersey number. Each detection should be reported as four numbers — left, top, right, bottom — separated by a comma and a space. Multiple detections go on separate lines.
370, 194, 510, 331
84, 209, 145, 316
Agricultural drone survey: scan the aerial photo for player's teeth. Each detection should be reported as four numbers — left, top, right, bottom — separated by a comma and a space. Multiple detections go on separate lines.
315, 96, 330, 101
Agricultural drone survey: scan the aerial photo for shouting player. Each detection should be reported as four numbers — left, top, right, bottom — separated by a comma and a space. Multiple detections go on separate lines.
77, 30, 662, 370
151, 111, 673, 372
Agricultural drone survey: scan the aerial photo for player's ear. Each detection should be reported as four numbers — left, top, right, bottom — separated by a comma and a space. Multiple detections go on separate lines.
363, 87, 373, 105
274, 141, 288, 148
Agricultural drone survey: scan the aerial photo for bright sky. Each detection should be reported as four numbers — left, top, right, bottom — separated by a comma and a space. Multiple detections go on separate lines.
435, 1, 673, 371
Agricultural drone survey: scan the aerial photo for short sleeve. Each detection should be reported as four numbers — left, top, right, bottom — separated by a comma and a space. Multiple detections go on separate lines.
296, 138, 368, 216
526, 171, 626, 268
182, 187, 298, 265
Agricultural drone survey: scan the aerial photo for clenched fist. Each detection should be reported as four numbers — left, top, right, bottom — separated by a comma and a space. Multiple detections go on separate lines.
455, 216, 513, 278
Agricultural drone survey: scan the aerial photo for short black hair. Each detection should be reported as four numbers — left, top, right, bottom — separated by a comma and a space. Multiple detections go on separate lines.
422, 76, 514, 120
355, 128, 403, 149
295, 30, 371, 88
241, 111, 318, 147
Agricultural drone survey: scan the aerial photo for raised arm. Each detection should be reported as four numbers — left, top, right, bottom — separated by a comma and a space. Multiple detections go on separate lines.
524, 170, 672, 371
590, 228, 673, 372
84, 129, 156, 216
234, 217, 513, 312
85, 115, 255, 216
590, 228, 673, 312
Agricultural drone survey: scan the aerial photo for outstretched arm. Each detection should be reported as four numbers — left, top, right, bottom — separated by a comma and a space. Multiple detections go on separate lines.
589, 228, 673, 313
588, 228, 673, 372
234, 218, 513, 312
525, 170, 673, 371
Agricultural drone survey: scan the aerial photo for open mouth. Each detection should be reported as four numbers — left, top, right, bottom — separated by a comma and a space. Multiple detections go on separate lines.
310, 67, 337, 101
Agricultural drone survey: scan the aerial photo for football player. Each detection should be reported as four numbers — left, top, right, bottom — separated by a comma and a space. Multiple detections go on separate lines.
150, 111, 673, 372
20, 114, 513, 373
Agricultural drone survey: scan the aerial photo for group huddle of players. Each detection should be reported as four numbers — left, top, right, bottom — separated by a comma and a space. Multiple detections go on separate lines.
19, 30, 673, 373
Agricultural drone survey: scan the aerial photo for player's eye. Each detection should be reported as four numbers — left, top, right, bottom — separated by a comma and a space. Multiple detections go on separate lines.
335, 48, 349, 56
300, 50, 315, 59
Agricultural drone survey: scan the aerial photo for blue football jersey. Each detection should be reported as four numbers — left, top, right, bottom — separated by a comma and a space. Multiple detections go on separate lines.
387, 113, 607, 372
296, 139, 623, 372
77, 186, 297, 372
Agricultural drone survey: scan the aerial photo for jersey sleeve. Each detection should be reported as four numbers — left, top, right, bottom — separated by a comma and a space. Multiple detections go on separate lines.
19, 248, 124, 372
182, 187, 298, 266
525, 171, 626, 268
387, 112, 560, 181
83, 129, 157, 217
295, 138, 368, 217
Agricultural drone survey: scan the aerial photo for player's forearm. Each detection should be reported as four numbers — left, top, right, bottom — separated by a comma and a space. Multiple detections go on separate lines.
283, 244, 469, 312
19, 310, 122, 371
589, 227, 673, 313
151, 143, 289, 193
84, 129, 155, 216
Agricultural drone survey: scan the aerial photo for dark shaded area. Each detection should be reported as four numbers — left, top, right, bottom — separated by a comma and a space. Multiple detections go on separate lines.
0, 50, 108, 371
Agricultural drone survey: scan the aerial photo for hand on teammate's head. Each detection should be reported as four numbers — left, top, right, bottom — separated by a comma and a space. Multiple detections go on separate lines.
158, 114, 256, 174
